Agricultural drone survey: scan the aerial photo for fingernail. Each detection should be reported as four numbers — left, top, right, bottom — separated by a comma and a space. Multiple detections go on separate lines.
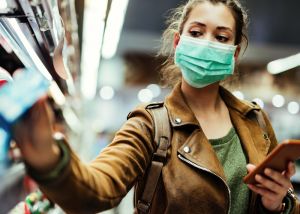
255, 174, 262, 180
265, 168, 270, 175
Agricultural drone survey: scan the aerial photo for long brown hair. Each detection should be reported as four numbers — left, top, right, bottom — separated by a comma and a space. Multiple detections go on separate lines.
158, 0, 249, 87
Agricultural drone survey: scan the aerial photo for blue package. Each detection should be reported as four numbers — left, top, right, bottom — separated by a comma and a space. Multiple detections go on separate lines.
0, 128, 10, 162
0, 69, 50, 162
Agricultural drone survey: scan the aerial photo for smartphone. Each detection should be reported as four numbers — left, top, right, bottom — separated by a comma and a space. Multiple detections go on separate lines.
243, 139, 300, 184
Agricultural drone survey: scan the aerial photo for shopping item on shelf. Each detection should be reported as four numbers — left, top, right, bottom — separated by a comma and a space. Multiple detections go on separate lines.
0, 67, 13, 87
10, 189, 55, 214
0, 69, 50, 162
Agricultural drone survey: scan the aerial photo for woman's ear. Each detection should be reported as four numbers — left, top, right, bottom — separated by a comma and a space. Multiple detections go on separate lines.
234, 45, 241, 60
173, 32, 180, 49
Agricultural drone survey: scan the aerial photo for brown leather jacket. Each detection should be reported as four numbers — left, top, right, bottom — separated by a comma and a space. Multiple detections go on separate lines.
32, 83, 299, 214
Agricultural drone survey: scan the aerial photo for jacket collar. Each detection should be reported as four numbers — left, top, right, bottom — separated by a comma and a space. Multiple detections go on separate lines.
165, 82, 199, 127
165, 82, 260, 127
219, 86, 260, 116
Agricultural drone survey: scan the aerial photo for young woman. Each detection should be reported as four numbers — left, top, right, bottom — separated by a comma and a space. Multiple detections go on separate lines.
13, 0, 299, 213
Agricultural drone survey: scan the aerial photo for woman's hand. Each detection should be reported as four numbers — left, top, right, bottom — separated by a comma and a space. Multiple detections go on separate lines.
246, 162, 296, 212
12, 98, 61, 172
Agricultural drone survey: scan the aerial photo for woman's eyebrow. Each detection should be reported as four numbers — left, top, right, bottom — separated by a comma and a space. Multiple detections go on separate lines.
216, 26, 233, 33
189, 21, 233, 33
189, 21, 206, 27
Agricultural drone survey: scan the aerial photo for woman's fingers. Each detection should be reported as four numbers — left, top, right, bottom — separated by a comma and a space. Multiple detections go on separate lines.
247, 183, 278, 201
284, 161, 296, 178
247, 162, 296, 212
11, 98, 61, 171
246, 163, 256, 172
13, 98, 54, 145
264, 168, 291, 189
255, 173, 287, 196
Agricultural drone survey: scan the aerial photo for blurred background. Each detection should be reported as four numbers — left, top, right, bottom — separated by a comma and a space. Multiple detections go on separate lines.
0, 0, 300, 213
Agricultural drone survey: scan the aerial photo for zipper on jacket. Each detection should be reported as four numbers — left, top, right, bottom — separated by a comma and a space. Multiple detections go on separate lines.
178, 154, 231, 214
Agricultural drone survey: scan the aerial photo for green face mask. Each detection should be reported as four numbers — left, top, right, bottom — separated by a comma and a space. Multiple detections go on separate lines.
174, 35, 237, 88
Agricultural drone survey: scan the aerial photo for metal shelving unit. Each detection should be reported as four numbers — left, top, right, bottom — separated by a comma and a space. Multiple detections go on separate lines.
0, 0, 81, 212
0, 162, 25, 213
0, 162, 25, 194
0, 0, 69, 92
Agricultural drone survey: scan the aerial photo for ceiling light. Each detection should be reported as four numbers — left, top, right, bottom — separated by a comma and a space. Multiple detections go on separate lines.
99, 86, 115, 100
147, 84, 161, 98
138, 89, 153, 103
287, 101, 299, 114
102, 0, 129, 59
267, 53, 300, 74
80, 0, 108, 99
272, 94, 285, 108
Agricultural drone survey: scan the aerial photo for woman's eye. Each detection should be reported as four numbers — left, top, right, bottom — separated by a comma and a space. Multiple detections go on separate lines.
189, 31, 202, 37
216, 35, 229, 43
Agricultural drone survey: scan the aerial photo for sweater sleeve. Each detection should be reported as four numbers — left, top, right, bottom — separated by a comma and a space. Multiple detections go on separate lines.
257, 194, 294, 214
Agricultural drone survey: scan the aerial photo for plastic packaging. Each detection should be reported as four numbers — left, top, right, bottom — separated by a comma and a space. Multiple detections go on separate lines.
0, 69, 50, 162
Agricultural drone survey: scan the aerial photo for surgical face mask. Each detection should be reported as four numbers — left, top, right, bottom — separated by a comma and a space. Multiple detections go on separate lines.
174, 35, 237, 88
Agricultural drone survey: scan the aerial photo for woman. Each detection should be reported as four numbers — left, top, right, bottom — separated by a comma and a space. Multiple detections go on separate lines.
13, 0, 299, 213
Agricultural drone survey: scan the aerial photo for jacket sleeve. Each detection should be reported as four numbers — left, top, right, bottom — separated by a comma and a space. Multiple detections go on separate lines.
27, 104, 156, 214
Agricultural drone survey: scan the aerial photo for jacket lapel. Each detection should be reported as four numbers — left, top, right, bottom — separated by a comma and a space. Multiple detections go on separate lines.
229, 109, 265, 166
165, 83, 270, 178
177, 129, 227, 181
165, 83, 226, 180
221, 87, 271, 164
164, 82, 274, 213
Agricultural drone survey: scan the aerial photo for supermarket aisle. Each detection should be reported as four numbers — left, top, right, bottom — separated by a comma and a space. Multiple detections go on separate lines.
1, 0, 300, 213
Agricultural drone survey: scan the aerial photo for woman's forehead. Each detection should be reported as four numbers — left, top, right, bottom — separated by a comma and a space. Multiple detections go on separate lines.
185, 2, 236, 31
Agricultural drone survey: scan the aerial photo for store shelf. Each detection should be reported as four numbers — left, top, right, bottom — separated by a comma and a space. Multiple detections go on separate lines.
0, 0, 72, 95
0, 0, 81, 212
0, 162, 25, 213
0, 162, 25, 194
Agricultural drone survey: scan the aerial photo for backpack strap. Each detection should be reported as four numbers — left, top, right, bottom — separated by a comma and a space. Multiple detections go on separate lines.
136, 103, 171, 214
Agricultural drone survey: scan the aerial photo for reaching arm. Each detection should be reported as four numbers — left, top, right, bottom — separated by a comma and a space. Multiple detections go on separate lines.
13, 101, 156, 214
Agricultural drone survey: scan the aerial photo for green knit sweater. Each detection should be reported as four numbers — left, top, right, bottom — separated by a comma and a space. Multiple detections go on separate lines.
209, 127, 294, 214
209, 127, 250, 214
